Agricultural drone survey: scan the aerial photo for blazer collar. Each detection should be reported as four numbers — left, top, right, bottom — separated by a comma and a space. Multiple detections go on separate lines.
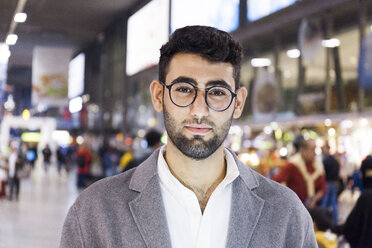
226, 149, 265, 248
128, 148, 172, 248
129, 148, 265, 248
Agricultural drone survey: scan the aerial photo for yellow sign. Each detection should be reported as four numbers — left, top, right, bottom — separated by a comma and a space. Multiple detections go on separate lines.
21, 132, 41, 142
22, 109, 30, 120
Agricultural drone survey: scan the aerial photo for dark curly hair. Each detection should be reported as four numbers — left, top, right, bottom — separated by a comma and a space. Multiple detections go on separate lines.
159, 25, 243, 89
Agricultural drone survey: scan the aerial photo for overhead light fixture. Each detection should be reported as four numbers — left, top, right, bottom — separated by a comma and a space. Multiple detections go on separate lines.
6, 34, 18, 45
251, 58, 271, 67
69, 96, 83, 113
321, 38, 340, 48
14, 12, 27, 23
287, 49, 300, 58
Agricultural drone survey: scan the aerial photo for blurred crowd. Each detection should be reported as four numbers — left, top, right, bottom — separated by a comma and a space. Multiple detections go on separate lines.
0, 129, 163, 198
238, 134, 372, 248
1, 130, 371, 247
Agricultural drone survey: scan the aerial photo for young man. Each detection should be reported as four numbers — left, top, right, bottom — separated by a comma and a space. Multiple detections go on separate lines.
60, 26, 317, 247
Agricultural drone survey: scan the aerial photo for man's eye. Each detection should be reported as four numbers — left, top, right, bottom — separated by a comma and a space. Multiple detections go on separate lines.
175, 86, 193, 93
209, 88, 227, 96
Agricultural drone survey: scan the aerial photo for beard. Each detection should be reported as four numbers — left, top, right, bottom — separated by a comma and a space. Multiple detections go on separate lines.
163, 106, 233, 160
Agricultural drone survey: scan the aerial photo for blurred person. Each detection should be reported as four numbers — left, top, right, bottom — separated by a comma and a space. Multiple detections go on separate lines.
351, 167, 364, 192
124, 129, 162, 172
42, 144, 52, 172
57, 145, 75, 174
75, 144, 91, 189
118, 146, 134, 172
61, 25, 317, 247
273, 136, 327, 208
332, 156, 372, 248
102, 146, 118, 177
321, 144, 340, 225
361, 155, 372, 190
26, 144, 38, 168
98, 136, 110, 169
7, 144, 22, 200
273, 137, 333, 232
57, 145, 66, 174
0, 155, 7, 198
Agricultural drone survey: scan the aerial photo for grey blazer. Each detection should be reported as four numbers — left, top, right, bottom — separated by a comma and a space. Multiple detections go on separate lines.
60, 148, 317, 248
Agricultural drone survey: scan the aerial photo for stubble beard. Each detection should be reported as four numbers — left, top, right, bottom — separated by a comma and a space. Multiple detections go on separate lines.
163, 107, 233, 160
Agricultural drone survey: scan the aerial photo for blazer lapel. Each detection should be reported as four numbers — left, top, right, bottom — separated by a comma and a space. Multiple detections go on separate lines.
226, 151, 265, 248
128, 149, 172, 248
226, 178, 265, 248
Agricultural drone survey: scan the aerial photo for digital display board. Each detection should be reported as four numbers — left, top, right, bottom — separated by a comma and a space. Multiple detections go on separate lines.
68, 53, 85, 99
171, 0, 239, 33
247, 0, 300, 22
126, 0, 169, 76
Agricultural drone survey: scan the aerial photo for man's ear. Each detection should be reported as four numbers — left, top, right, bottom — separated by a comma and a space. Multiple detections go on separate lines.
150, 80, 164, 112
233, 86, 248, 119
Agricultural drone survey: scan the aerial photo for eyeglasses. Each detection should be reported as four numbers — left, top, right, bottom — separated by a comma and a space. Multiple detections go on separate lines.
161, 81, 237, 112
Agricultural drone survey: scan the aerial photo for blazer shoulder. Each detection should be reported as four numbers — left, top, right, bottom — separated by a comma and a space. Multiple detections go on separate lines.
74, 169, 137, 207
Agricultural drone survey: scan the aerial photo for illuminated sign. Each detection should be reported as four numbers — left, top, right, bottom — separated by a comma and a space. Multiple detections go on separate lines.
247, 0, 300, 21
126, 0, 169, 76
171, 0, 239, 33
68, 53, 85, 98
21, 132, 41, 142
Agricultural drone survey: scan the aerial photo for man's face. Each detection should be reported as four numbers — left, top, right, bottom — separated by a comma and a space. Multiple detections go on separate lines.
301, 140, 317, 163
151, 53, 247, 160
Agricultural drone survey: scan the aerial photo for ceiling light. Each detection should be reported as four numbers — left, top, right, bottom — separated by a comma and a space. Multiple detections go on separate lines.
14, 12, 27, 23
287, 49, 300, 58
251, 58, 271, 67
6, 34, 18, 45
324, 118, 332, 127
360, 118, 369, 127
69, 96, 83, 113
328, 128, 336, 137
321, 38, 340, 48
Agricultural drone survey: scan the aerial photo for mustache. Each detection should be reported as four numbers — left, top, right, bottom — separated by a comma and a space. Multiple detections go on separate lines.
182, 117, 215, 127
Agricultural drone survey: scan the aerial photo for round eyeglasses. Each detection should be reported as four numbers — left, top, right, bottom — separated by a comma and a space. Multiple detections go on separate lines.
161, 81, 237, 112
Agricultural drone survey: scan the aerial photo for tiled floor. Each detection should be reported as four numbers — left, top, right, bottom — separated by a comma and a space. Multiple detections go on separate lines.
0, 162, 78, 248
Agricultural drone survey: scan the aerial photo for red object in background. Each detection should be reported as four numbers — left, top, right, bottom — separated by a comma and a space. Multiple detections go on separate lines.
80, 105, 88, 129
76, 146, 91, 174
0, 181, 6, 198
63, 107, 71, 120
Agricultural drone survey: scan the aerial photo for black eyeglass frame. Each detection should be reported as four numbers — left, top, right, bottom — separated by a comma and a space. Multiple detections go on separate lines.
160, 81, 237, 112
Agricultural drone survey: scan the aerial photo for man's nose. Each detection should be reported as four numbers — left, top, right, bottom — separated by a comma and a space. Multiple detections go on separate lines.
190, 90, 209, 118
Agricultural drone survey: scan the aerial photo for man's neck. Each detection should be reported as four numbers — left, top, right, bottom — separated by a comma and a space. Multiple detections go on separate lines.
164, 142, 227, 213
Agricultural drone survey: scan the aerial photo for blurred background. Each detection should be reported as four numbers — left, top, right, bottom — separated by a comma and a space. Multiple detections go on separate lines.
1, 0, 372, 247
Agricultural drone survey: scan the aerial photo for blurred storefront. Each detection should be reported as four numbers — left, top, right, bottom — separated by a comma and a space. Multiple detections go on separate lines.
3, 0, 371, 164
224, 0, 372, 176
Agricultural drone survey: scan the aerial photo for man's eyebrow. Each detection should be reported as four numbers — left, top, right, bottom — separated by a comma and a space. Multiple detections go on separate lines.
206, 80, 232, 90
170, 77, 233, 90
170, 76, 196, 85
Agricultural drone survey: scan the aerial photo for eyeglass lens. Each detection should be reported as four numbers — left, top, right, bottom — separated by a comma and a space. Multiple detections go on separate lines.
169, 82, 233, 111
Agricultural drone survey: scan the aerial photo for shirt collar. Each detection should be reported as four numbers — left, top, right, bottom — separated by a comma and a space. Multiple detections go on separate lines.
157, 145, 240, 191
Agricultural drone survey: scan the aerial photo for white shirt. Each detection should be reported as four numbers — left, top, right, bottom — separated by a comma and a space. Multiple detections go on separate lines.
157, 146, 239, 248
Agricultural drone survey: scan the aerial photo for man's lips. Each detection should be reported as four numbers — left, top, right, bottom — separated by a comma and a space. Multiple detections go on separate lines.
184, 125, 212, 134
